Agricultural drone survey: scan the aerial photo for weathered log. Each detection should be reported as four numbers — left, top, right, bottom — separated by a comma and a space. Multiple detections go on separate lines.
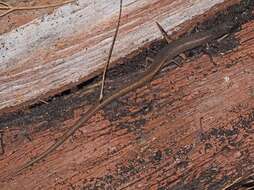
0, 0, 238, 114
0, 10, 254, 190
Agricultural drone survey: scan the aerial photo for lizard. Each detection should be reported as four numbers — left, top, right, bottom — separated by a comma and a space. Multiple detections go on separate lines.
14, 21, 235, 175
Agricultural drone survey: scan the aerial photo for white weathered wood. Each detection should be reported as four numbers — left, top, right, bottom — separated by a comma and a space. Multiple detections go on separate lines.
0, 0, 233, 113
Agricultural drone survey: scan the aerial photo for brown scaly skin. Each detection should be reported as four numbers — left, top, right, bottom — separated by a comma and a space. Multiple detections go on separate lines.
14, 22, 235, 175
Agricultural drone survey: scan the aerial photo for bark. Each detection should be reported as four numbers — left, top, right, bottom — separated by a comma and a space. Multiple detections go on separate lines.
0, 15, 254, 190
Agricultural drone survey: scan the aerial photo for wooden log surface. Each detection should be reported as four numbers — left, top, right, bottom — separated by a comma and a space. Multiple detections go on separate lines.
0, 0, 239, 114
0, 9, 254, 189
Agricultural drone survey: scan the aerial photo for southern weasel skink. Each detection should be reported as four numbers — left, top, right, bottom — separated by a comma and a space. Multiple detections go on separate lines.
14, 22, 234, 174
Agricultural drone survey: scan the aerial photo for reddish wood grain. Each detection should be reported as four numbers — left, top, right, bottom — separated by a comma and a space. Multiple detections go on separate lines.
0, 20, 253, 189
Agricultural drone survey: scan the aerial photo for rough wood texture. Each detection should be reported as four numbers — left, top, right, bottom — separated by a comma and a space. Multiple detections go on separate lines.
0, 18, 253, 189
0, 0, 239, 114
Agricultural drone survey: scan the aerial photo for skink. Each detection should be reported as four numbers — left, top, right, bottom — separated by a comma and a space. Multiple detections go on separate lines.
14, 22, 234, 174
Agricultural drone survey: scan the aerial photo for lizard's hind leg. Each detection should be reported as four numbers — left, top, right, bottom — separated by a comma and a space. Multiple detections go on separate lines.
155, 21, 185, 67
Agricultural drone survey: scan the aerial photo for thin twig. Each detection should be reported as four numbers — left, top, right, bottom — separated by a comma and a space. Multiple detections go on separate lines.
0, 0, 75, 17
221, 171, 254, 190
99, 0, 123, 101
